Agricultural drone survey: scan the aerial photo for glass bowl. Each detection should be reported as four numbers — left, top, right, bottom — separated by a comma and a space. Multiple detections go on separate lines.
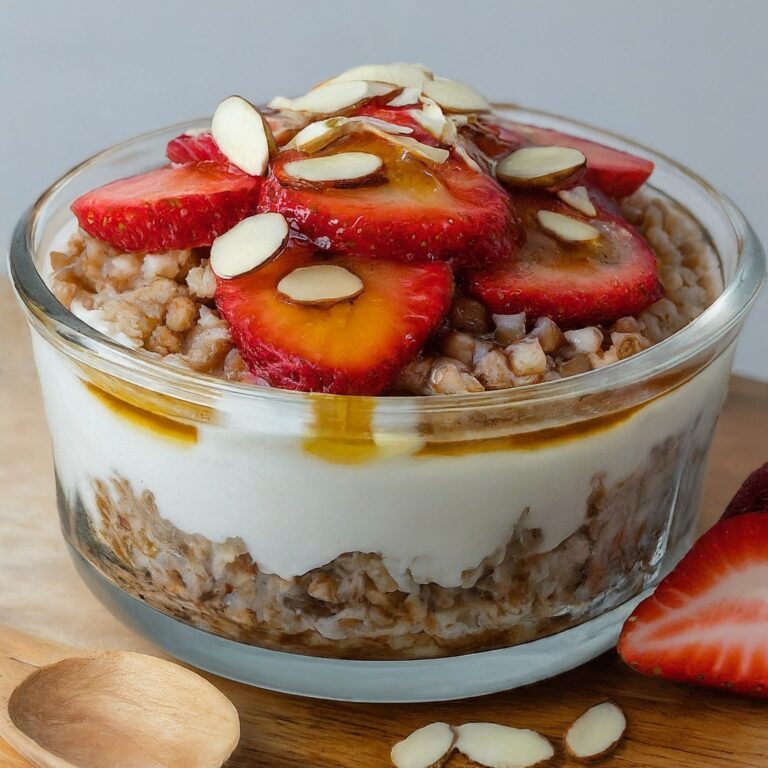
9, 105, 765, 702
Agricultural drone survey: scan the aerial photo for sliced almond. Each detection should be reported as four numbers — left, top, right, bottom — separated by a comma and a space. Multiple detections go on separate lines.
268, 96, 294, 110
440, 114, 458, 144
388, 87, 423, 107
288, 116, 412, 153
362, 126, 449, 165
409, 97, 448, 141
289, 80, 396, 114
282, 152, 384, 188
455, 723, 554, 768
455, 140, 483, 172
389, 136, 449, 164
422, 78, 490, 113
211, 95, 277, 176
277, 264, 363, 307
290, 117, 349, 153
210, 213, 289, 279
348, 116, 413, 135
329, 63, 430, 88
564, 701, 626, 762
495, 146, 586, 189
391, 722, 455, 768
537, 210, 599, 243
557, 185, 597, 217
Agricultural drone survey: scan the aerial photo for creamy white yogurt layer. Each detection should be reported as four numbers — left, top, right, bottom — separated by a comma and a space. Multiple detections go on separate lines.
34, 335, 731, 588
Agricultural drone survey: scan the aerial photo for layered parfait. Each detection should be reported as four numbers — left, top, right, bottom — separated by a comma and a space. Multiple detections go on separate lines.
33, 64, 730, 660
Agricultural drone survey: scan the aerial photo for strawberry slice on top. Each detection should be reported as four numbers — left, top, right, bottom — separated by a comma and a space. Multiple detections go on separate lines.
464, 190, 662, 327
166, 132, 227, 165
71, 161, 262, 252
470, 116, 654, 198
258, 129, 521, 267
214, 242, 453, 395
618, 509, 768, 698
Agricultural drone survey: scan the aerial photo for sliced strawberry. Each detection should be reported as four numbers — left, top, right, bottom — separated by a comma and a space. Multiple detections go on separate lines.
722, 463, 768, 520
471, 116, 654, 198
521, 123, 654, 198
464, 190, 662, 327
618, 511, 768, 698
166, 132, 226, 164
259, 130, 521, 267
72, 162, 262, 252
166, 110, 309, 165
214, 243, 453, 394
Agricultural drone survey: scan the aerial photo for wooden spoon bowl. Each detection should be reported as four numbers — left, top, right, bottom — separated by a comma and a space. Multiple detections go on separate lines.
0, 626, 239, 768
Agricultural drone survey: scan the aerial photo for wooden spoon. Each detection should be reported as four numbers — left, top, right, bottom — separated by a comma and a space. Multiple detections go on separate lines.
0, 625, 240, 768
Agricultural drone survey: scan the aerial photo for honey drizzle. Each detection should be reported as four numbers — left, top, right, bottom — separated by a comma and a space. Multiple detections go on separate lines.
301, 362, 706, 464
85, 382, 198, 445
303, 395, 379, 464
417, 403, 644, 457
301, 395, 648, 464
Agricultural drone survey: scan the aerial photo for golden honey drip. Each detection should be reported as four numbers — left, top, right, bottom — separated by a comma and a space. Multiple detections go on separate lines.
83, 374, 202, 445
303, 395, 379, 464
302, 395, 646, 464
299, 372, 711, 464
417, 404, 643, 457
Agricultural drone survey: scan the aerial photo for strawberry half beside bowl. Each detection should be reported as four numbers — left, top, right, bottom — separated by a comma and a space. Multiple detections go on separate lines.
619, 464, 768, 698
8, 89, 766, 703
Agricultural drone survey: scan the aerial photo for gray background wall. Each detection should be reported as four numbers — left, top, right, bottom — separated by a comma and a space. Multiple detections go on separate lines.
2, 0, 765, 378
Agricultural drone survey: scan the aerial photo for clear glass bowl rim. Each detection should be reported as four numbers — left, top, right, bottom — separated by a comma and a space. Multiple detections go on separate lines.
9, 103, 766, 416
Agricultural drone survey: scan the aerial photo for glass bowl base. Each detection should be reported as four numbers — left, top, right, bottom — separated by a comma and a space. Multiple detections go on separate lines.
69, 542, 648, 703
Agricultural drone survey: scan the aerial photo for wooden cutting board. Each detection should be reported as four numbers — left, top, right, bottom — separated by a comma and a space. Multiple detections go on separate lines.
1, 277, 767, 768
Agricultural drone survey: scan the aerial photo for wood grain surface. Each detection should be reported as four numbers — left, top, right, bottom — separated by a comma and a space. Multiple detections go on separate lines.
1, 278, 767, 767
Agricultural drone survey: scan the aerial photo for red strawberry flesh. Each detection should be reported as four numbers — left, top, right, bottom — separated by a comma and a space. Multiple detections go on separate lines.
214, 243, 453, 394
259, 130, 521, 267
71, 162, 262, 252
722, 462, 768, 519
522, 123, 654, 198
166, 132, 226, 165
472, 116, 654, 198
618, 511, 768, 698
464, 190, 662, 327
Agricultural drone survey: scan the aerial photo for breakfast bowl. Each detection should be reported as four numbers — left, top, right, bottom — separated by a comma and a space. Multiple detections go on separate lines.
9, 86, 764, 702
